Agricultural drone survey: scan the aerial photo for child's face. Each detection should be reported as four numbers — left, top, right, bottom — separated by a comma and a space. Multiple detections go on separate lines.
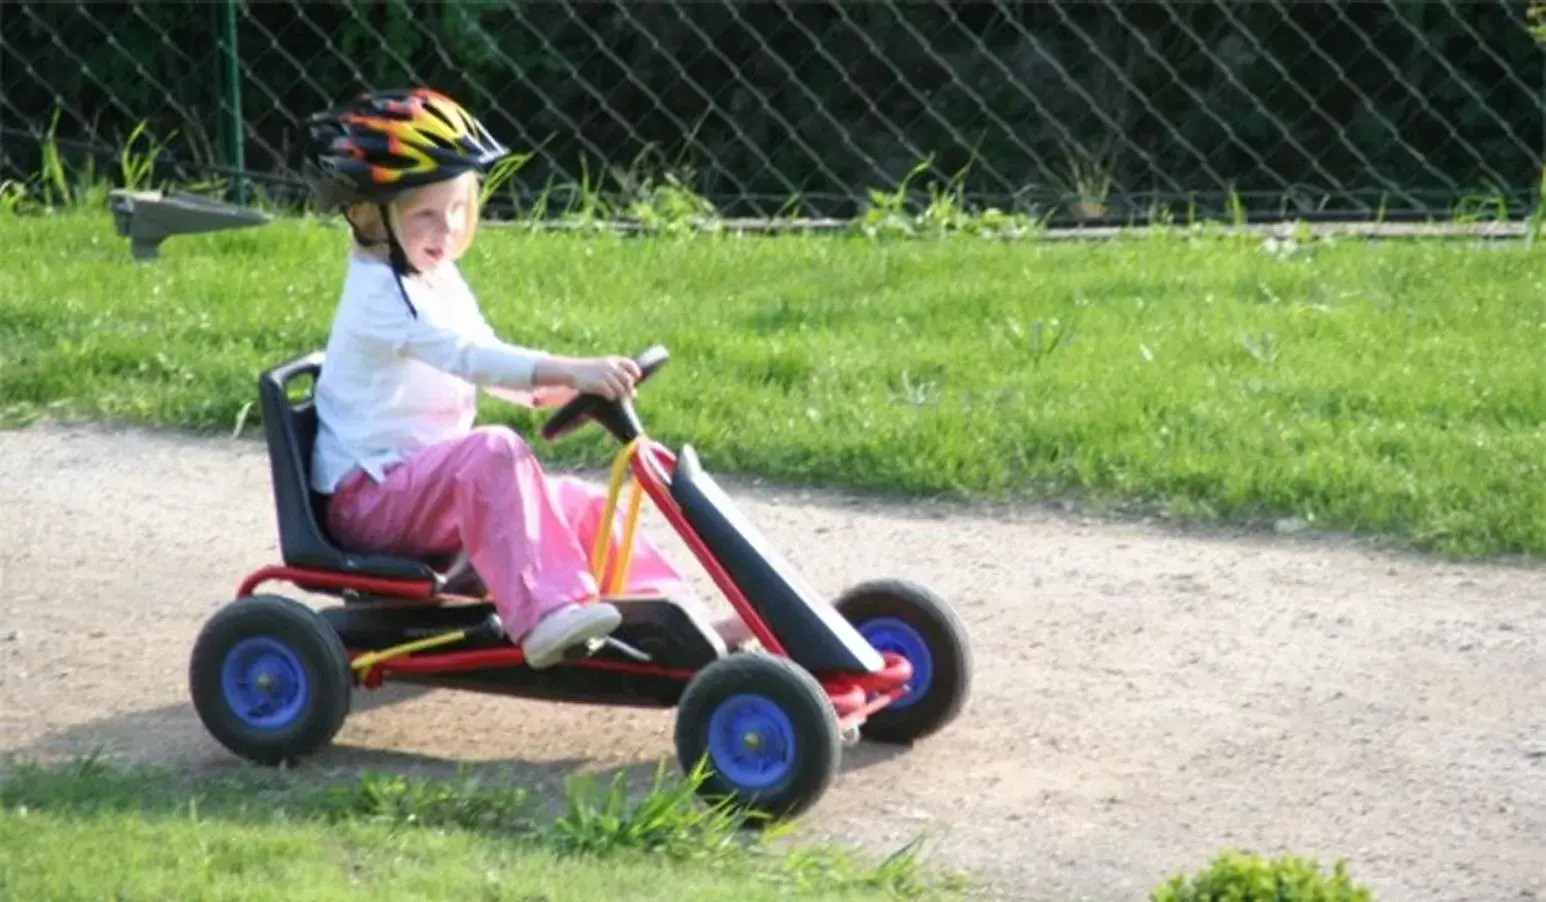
394, 175, 473, 272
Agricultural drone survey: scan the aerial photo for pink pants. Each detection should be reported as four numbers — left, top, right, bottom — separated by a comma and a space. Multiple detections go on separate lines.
325, 426, 692, 640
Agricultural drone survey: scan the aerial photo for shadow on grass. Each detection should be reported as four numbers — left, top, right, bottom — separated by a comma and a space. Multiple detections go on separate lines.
2, 679, 914, 825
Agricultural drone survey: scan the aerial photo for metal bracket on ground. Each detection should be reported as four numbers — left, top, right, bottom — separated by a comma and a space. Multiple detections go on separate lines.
109, 189, 272, 260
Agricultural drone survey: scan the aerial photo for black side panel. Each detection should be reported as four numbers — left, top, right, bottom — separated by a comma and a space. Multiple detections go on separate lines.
320, 597, 725, 671
258, 352, 436, 583
669, 446, 883, 675
389, 668, 687, 709
319, 602, 504, 651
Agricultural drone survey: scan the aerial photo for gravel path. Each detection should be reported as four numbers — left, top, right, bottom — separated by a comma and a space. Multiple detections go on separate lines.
2, 421, 1543, 901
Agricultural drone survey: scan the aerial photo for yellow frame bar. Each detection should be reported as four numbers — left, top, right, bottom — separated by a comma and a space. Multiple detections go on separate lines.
350, 628, 470, 674
589, 436, 648, 595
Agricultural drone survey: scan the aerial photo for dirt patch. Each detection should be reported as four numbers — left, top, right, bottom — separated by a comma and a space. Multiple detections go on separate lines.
3, 420, 1543, 901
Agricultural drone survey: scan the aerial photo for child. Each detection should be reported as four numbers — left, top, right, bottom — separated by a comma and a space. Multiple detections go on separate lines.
301, 87, 729, 669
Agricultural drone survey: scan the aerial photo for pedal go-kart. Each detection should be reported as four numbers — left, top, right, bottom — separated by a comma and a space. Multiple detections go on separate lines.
189, 345, 972, 819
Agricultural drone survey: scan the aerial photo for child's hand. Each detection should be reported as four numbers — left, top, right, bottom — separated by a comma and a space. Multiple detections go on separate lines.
568, 356, 641, 400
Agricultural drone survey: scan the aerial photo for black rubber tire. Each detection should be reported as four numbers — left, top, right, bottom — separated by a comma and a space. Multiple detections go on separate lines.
833, 578, 972, 744
189, 594, 352, 766
674, 653, 841, 823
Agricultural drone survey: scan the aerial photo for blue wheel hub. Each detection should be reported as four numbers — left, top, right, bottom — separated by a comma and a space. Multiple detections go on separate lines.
859, 618, 933, 710
220, 636, 308, 730
706, 694, 795, 790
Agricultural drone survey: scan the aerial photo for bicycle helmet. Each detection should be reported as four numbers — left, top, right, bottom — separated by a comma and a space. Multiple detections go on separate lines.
304, 87, 511, 208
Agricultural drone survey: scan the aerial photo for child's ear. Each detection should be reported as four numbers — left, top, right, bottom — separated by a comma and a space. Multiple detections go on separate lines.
343, 203, 388, 243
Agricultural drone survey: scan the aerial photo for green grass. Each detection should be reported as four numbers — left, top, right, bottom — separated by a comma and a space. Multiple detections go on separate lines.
0, 757, 953, 901
3, 209, 1545, 556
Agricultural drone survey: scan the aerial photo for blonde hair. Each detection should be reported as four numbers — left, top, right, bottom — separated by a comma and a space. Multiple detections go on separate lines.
343, 171, 482, 264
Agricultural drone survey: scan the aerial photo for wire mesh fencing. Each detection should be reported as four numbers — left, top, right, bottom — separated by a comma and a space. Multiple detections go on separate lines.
3, 0, 1542, 224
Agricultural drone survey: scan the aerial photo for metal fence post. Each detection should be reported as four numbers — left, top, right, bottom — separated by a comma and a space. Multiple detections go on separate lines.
219, 0, 246, 205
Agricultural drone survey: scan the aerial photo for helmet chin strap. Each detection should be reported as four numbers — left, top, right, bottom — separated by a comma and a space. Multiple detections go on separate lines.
377, 203, 421, 319
333, 196, 423, 319
379, 204, 419, 277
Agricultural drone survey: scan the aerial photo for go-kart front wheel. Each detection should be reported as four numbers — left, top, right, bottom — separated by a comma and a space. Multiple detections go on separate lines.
189, 593, 352, 766
674, 653, 841, 822
835, 578, 972, 744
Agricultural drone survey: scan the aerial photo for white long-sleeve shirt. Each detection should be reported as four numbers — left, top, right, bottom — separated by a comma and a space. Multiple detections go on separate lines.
309, 251, 547, 494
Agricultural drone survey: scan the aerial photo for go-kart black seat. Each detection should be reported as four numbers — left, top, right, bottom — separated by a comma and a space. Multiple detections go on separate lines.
257, 351, 485, 599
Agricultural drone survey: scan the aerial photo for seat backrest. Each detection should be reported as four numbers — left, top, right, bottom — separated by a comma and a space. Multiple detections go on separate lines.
257, 351, 340, 570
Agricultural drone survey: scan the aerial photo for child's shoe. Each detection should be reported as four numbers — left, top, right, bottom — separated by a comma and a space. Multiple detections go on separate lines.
521, 601, 623, 669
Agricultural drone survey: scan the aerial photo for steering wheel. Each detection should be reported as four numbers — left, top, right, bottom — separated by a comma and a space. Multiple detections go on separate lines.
540, 345, 670, 442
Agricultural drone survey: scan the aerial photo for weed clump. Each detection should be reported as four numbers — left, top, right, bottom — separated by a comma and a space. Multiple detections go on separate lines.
1152, 849, 1375, 902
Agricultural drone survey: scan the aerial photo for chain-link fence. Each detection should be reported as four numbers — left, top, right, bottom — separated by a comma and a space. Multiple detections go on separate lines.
3, 0, 1542, 224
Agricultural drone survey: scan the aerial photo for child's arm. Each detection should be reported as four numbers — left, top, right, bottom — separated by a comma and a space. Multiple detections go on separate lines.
456, 278, 636, 404
359, 274, 639, 399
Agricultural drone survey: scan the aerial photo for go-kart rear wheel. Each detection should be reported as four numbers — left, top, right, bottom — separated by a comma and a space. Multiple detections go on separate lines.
189, 593, 352, 766
674, 653, 841, 823
834, 578, 972, 744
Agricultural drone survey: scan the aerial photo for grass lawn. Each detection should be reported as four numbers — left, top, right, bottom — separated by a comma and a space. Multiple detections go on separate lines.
3, 210, 1544, 556
0, 814, 919, 902
0, 758, 949, 901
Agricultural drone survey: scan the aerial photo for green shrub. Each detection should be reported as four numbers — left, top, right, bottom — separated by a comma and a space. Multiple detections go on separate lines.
1152, 849, 1374, 902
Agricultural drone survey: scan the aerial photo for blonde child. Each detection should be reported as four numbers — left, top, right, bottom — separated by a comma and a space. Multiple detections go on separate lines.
302, 88, 719, 668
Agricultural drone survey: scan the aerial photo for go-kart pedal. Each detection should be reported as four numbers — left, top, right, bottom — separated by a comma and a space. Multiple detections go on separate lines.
559, 635, 653, 664
600, 635, 652, 663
